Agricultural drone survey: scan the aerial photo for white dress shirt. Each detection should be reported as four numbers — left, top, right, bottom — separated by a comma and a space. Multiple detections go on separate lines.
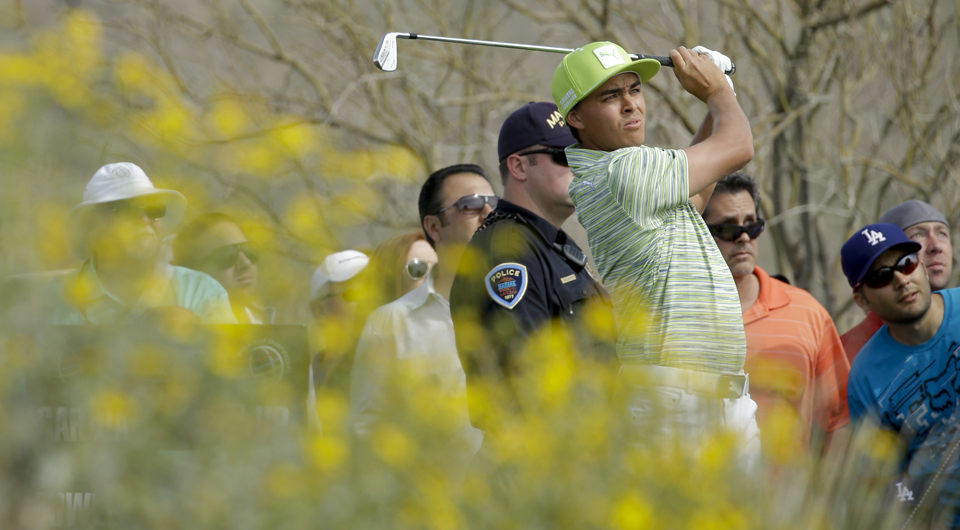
349, 276, 483, 458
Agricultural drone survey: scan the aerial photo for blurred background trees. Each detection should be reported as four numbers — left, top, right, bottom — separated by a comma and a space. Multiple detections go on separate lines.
2, 1, 958, 528
1, 0, 958, 323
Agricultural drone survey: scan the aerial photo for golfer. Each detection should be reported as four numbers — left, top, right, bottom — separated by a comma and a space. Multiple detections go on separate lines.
552, 42, 758, 466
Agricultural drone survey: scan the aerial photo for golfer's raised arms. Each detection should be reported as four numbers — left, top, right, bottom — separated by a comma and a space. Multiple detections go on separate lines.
673, 46, 754, 210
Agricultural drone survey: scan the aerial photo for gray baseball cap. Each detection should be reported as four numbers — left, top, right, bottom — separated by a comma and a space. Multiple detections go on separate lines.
878, 200, 949, 230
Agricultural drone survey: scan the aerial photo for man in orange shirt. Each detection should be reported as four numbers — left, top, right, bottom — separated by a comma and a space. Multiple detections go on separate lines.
702, 173, 851, 454
840, 200, 953, 364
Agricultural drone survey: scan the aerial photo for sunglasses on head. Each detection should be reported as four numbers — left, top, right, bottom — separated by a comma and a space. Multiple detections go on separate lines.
206, 242, 260, 270
516, 147, 568, 167
706, 220, 765, 241
406, 258, 433, 281
858, 252, 920, 290
436, 194, 500, 215
102, 200, 167, 221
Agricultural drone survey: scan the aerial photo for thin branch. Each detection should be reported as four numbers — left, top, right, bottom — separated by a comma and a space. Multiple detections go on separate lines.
805, 0, 893, 31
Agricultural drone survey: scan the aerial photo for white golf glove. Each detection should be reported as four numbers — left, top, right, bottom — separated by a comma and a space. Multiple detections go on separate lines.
691, 45, 735, 96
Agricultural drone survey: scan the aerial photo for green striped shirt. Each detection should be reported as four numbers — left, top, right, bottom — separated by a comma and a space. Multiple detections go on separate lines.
567, 145, 745, 375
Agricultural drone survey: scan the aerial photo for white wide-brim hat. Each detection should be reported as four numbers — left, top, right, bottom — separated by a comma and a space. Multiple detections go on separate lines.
65, 162, 188, 258
310, 250, 370, 300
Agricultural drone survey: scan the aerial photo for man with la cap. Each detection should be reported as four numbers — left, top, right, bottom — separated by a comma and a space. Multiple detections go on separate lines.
551, 42, 758, 466
841, 200, 953, 364
843, 223, 960, 526
44, 162, 236, 324
450, 102, 617, 428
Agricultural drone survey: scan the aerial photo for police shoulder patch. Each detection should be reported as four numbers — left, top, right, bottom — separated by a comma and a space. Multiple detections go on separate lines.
485, 263, 528, 310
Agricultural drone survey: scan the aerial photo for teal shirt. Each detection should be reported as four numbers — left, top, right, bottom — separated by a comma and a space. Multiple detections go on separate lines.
47, 260, 237, 325
566, 145, 745, 375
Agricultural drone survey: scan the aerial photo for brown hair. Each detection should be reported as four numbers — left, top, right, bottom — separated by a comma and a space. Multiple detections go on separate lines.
368, 231, 428, 303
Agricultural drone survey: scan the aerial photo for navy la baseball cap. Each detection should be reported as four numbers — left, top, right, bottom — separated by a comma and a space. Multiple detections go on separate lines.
497, 102, 576, 162
841, 223, 922, 287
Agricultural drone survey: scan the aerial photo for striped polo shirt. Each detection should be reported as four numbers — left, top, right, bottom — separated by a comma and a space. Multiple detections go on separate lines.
567, 145, 746, 375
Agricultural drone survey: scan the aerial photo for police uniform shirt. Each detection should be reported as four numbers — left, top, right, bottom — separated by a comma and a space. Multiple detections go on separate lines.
450, 200, 616, 380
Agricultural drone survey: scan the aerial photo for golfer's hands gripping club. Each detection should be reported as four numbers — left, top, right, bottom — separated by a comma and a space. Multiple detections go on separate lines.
670, 46, 735, 102
691, 46, 735, 95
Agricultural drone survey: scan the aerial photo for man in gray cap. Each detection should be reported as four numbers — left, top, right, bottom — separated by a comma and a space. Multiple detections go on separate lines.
841, 200, 952, 363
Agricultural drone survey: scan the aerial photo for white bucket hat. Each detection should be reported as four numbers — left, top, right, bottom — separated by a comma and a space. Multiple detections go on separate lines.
310, 250, 370, 300
66, 162, 188, 258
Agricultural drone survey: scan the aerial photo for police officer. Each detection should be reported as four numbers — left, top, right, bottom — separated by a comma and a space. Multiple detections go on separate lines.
450, 102, 616, 417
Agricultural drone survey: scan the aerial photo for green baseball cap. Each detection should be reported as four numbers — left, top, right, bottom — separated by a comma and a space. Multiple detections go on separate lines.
551, 41, 661, 119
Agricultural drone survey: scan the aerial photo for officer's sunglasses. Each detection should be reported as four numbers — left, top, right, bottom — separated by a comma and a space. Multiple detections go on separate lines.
436, 194, 500, 216
857, 252, 920, 290
706, 220, 765, 242
406, 258, 433, 281
516, 147, 568, 167
205, 242, 261, 270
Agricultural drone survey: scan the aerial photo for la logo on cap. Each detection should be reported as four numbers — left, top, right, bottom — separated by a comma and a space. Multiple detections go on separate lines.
594, 44, 626, 69
862, 228, 886, 246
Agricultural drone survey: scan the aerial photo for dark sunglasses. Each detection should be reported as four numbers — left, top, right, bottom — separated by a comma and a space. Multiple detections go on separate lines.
706, 220, 765, 242
436, 194, 500, 215
102, 200, 167, 220
406, 258, 433, 281
858, 252, 920, 290
517, 147, 568, 167
206, 242, 261, 270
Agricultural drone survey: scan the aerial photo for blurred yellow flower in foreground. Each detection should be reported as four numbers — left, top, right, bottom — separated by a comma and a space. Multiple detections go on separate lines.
316, 389, 350, 429
611, 490, 655, 530
306, 432, 349, 472
208, 98, 251, 138
90, 387, 137, 427
207, 332, 247, 378
272, 119, 318, 158
371, 423, 419, 469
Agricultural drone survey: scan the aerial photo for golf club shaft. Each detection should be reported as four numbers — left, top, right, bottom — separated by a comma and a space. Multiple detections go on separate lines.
399, 33, 674, 67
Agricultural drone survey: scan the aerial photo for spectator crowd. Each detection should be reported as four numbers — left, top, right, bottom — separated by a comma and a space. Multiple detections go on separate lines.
4, 41, 960, 527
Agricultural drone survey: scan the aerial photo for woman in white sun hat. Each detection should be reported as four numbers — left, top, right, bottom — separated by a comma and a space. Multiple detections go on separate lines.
45, 162, 236, 324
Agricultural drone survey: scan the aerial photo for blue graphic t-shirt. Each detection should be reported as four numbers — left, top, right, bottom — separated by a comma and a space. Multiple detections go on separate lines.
849, 287, 960, 520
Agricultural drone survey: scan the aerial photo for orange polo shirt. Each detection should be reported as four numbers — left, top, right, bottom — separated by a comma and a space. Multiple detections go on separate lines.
839, 312, 884, 366
743, 267, 851, 446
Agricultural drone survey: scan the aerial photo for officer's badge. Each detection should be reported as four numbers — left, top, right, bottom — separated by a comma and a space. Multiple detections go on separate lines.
485, 263, 528, 310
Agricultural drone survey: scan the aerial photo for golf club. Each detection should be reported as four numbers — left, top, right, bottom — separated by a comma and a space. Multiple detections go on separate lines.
373, 32, 735, 75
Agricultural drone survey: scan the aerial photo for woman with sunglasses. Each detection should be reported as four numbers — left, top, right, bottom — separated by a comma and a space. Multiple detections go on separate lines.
367, 232, 439, 304
173, 213, 272, 324
314, 232, 437, 394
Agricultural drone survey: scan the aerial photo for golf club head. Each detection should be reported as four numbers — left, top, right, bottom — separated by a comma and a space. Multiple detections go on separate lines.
373, 32, 406, 71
